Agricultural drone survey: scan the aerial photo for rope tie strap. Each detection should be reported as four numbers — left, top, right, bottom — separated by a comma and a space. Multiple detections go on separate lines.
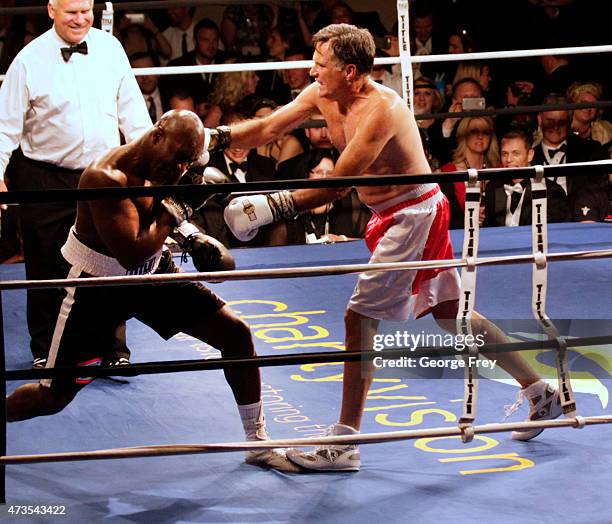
530, 166, 577, 417
457, 168, 482, 426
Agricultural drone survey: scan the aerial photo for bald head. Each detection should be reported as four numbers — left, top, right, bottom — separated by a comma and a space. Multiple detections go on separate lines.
156, 110, 205, 163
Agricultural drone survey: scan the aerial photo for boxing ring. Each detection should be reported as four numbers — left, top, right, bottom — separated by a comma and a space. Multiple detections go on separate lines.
1, 221, 611, 523
1, 1, 612, 522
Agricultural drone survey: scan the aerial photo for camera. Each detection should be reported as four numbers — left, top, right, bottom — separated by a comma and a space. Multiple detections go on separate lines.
462, 97, 486, 111
125, 13, 145, 25
374, 36, 392, 50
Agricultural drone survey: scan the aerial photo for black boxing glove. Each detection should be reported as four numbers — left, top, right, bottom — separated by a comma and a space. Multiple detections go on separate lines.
162, 168, 231, 227
172, 220, 235, 273
207, 125, 232, 154
160, 197, 192, 227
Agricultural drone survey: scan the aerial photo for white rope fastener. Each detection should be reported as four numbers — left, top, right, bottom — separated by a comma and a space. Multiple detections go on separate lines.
459, 423, 475, 444
573, 416, 586, 429
2, 415, 611, 465
533, 251, 547, 269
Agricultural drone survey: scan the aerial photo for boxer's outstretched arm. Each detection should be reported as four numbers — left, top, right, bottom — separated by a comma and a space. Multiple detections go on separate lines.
229, 84, 319, 149
290, 102, 396, 211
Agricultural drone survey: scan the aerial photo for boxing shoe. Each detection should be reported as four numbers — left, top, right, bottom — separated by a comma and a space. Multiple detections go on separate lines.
503, 380, 563, 441
243, 422, 303, 473
286, 423, 361, 472
245, 447, 303, 473
32, 358, 47, 369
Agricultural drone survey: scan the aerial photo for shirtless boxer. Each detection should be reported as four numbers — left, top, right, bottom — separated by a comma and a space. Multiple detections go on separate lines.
5, 110, 299, 472
221, 25, 562, 471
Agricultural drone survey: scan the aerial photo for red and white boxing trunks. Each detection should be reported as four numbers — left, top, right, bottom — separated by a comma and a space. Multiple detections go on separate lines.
348, 184, 460, 320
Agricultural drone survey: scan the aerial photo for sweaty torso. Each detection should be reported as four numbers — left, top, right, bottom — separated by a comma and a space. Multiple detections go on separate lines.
315, 81, 431, 207
74, 149, 156, 257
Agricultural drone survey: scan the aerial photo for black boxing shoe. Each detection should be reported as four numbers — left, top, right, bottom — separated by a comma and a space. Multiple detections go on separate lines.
32, 357, 47, 368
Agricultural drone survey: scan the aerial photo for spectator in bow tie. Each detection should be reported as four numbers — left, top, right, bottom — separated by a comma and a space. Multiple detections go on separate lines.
0, 0, 151, 368
194, 111, 277, 248
531, 94, 608, 202
484, 127, 569, 227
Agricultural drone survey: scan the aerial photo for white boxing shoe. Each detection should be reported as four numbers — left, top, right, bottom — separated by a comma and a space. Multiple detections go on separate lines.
504, 381, 563, 441
286, 423, 361, 472
245, 447, 304, 473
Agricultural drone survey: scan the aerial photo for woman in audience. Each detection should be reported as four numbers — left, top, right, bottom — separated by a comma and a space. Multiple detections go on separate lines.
413, 77, 445, 170
243, 97, 303, 165
203, 60, 260, 127
567, 81, 612, 146
440, 116, 499, 228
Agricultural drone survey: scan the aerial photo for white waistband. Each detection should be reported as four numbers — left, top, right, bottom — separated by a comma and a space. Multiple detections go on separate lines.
61, 227, 163, 277
367, 184, 439, 215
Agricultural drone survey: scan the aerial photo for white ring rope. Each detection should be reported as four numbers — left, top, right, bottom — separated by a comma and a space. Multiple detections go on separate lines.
1, 248, 611, 291
2, 415, 611, 465
109, 44, 612, 77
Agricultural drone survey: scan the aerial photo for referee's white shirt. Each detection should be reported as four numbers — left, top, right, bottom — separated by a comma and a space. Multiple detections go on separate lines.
0, 27, 152, 181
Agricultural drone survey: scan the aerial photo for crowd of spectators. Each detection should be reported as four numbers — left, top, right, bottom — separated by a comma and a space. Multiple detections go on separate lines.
0, 0, 610, 263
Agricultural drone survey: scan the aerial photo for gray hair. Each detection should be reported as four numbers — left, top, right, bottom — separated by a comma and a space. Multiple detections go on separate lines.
312, 24, 375, 75
49, 0, 94, 9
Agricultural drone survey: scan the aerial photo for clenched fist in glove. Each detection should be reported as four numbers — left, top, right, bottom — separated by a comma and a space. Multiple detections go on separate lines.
223, 191, 297, 242
171, 220, 235, 272
161, 168, 230, 226
190, 125, 231, 167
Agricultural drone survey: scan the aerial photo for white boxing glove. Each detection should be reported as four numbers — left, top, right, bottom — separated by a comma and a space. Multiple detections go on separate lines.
224, 191, 298, 242
192, 128, 212, 167
224, 194, 275, 241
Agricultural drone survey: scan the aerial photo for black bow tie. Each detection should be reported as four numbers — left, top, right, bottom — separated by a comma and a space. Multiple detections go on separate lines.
548, 144, 567, 157
229, 161, 248, 174
61, 41, 88, 62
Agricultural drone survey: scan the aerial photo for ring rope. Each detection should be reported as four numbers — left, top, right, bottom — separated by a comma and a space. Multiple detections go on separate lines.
5, 45, 610, 82
1, 248, 611, 292
415, 101, 612, 122
2, 415, 611, 465
5, 333, 611, 382
0, 0, 293, 16
530, 167, 578, 416
96, 44, 612, 78
2, 18, 609, 83
1, 161, 610, 207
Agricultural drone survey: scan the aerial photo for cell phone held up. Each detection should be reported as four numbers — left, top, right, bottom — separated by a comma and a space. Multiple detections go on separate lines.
125, 13, 145, 25
462, 97, 486, 111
